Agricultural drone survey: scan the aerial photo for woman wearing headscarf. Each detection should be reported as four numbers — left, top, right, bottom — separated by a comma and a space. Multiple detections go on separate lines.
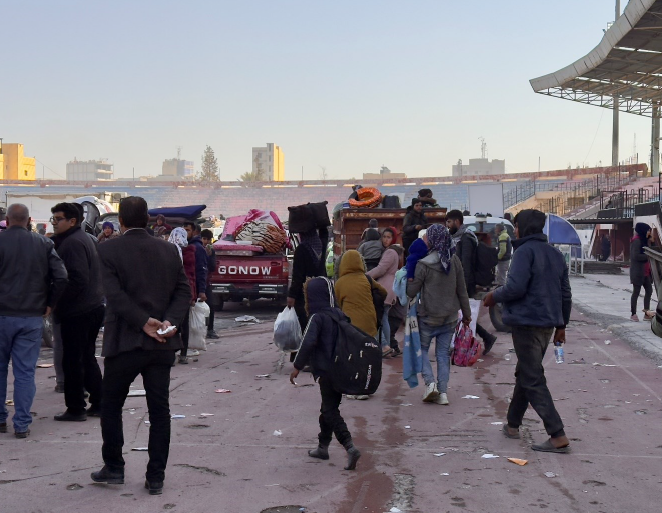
97, 222, 119, 243
287, 228, 327, 361
630, 222, 654, 321
367, 243, 403, 357
169, 228, 197, 364
406, 224, 471, 406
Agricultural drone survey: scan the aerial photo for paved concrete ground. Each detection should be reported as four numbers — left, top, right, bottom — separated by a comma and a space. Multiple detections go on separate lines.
570, 272, 662, 363
2, 299, 662, 513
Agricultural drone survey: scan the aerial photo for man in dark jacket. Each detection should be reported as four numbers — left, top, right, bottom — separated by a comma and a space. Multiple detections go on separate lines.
183, 222, 208, 303
0, 204, 68, 438
290, 277, 361, 471
50, 202, 105, 422
484, 209, 572, 454
200, 229, 219, 339
91, 197, 191, 495
402, 198, 427, 254
446, 210, 497, 354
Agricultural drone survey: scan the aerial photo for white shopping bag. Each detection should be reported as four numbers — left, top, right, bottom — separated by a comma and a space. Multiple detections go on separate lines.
188, 301, 210, 351
273, 306, 303, 352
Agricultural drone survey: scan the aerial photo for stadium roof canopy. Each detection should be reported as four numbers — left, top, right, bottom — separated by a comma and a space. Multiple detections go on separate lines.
531, 0, 662, 117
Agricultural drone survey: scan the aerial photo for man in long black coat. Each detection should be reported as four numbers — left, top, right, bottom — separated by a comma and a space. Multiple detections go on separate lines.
90, 197, 191, 495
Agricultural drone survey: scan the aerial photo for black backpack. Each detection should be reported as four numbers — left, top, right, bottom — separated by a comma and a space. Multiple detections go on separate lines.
327, 315, 382, 395
366, 275, 385, 329
459, 232, 498, 287
474, 240, 499, 286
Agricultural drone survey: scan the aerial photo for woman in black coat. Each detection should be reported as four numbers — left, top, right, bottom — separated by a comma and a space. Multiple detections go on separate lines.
630, 223, 654, 321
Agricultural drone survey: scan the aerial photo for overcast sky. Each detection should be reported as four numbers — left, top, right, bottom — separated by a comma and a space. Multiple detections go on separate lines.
0, 0, 649, 181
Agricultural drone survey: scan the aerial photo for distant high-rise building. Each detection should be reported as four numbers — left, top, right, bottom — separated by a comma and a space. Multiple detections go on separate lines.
0, 142, 36, 181
66, 159, 114, 181
162, 158, 194, 177
252, 143, 284, 181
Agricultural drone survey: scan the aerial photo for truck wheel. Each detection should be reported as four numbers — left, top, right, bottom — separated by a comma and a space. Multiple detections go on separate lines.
489, 304, 511, 333
42, 316, 55, 348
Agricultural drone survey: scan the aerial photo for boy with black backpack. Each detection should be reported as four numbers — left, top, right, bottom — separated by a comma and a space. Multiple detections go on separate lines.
290, 277, 363, 471
446, 210, 498, 354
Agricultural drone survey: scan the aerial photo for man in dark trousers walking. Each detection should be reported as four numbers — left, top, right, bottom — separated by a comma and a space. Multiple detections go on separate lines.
446, 210, 497, 353
51, 202, 105, 422
91, 197, 191, 495
484, 209, 572, 453
0, 204, 68, 438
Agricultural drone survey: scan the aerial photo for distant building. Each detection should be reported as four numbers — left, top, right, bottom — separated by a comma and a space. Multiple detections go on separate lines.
363, 165, 407, 181
452, 158, 505, 177
66, 159, 114, 181
0, 142, 36, 181
252, 143, 284, 181
162, 158, 194, 177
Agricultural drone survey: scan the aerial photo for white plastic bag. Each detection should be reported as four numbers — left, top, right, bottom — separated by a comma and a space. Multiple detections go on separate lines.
273, 306, 302, 352
188, 301, 210, 351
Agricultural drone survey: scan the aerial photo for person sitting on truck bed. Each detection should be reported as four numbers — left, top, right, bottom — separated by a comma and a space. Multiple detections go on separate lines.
417, 189, 440, 208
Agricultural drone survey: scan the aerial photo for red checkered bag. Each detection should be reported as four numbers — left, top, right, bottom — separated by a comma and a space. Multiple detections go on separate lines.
450, 323, 482, 367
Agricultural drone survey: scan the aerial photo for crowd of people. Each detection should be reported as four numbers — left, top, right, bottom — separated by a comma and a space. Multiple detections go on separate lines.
0, 198, 221, 495
287, 201, 574, 470
1, 194, 575, 496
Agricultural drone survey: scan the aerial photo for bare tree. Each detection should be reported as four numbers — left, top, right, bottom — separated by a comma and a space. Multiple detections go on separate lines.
319, 165, 328, 180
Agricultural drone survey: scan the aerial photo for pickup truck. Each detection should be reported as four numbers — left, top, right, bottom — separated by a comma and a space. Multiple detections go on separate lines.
209, 215, 290, 310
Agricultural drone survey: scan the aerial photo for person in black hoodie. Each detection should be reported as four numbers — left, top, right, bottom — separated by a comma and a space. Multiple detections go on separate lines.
290, 277, 361, 471
50, 202, 105, 421
402, 198, 427, 254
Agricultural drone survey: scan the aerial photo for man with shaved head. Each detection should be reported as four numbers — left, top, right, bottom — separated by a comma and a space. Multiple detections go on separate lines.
0, 204, 68, 438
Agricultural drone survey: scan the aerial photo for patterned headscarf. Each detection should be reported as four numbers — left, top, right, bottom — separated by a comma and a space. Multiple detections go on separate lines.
426, 223, 452, 274
168, 227, 189, 262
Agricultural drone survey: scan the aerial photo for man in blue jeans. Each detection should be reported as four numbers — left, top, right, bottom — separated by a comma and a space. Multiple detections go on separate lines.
0, 204, 68, 438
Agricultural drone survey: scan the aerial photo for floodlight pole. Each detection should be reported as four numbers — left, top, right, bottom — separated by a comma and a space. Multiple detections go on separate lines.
612, 0, 621, 169
652, 105, 660, 177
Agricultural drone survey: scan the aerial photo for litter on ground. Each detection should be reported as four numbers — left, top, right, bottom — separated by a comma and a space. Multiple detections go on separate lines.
507, 458, 528, 466
592, 363, 617, 367
255, 374, 271, 378
37, 363, 54, 368
433, 453, 446, 457
127, 390, 146, 397
200, 413, 215, 416
131, 447, 148, 451
490, 422, 504, 425
235, 315, 261, 323
544, 472, 556, 478
440, 472, 450, 476
171, 414, 185, 419
215, 389, 232, 393
482, 454, 499, 459
273, 430, 282, 436
462, 395, 480, 399
604, 340, 612, 345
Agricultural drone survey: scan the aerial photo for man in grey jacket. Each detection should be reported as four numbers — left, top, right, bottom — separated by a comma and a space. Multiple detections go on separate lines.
0, 204, 68, 438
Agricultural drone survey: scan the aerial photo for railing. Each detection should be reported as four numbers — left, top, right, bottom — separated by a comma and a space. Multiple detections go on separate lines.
504, 168, 639, 211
